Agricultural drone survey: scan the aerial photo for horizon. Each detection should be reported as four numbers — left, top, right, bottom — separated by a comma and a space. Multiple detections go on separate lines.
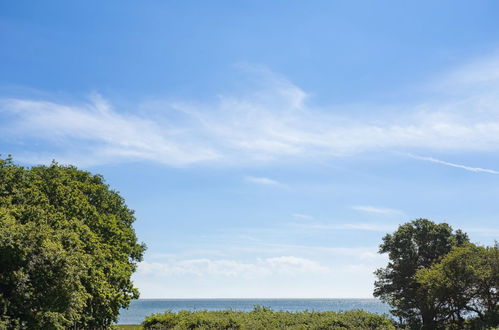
1, 0, 499, 299
127, 298, 380, 300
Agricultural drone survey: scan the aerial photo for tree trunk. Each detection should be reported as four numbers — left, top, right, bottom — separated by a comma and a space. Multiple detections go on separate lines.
421, 311, 436, 329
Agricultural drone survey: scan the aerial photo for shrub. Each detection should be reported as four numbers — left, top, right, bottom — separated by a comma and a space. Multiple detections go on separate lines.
141, 307, 395, 329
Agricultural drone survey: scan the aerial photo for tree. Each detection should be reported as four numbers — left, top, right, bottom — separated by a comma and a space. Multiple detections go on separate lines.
0, 157, 145, 329
416, 243, 499, 328
373, 218, 469, 329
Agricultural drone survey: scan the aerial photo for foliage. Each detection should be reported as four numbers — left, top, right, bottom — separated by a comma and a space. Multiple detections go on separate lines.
141, 306, 395, 329
116, 325, 142, 330
0, 156, 145, 329
416, 243, 499, 329
373, 218, 469, 329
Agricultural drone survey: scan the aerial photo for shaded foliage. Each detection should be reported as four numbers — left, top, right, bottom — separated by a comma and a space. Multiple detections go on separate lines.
0, 157, 145, 329
142, 306, 395, 330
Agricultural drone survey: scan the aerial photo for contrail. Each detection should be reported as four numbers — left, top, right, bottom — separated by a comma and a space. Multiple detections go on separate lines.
407, 154, 499, 174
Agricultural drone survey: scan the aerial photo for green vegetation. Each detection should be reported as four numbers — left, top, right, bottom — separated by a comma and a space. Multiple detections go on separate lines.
141, 307, 395, 329
116, 325, 143, 330
0, 157, 145, 329
1, 157, 497, 329
417, 243, 499, 329
374, 218, 498, 329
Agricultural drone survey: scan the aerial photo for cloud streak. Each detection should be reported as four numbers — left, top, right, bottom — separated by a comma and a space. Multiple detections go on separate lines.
3, 55, 499, 167
244, 176, 282, 186
0, 95, 219, 166
351, 205, 404, 216
290, 222, 397, 233
407, 154, 499, 174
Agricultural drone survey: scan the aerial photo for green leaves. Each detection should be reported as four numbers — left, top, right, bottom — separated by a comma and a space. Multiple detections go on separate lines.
142, 308, 396, 330
416, 243, 499, 328
0, 157, 145, 329
373, 219, 469, 328
0, 215, 89, 329
374, 219, 498, 329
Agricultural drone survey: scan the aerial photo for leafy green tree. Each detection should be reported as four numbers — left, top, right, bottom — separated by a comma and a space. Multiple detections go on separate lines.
0, 213, 89, 329
373, 218, 469, 329
416, 243, 499, 329
0, 157, 145, 329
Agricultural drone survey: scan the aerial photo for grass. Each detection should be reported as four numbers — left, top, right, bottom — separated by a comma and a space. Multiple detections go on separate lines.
116, 325, 142, 330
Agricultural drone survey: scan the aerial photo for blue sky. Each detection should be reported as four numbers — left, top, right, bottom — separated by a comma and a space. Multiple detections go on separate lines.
1, 0, 499, 298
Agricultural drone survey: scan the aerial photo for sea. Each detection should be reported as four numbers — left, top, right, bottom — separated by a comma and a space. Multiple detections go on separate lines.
117, 298, 391, 325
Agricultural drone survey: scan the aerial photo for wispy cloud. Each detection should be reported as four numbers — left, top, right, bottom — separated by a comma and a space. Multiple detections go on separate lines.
0, 95, 219, 166
3, 55, 499, 167
137, 256, 330, 278
407, 154, 499, 174
290, 222, 397, 233
292, 213, 314, 220
433, 52, 499, 90
337, 223, 397, 231
351, 205, 404, 216
244, 176, 282, 186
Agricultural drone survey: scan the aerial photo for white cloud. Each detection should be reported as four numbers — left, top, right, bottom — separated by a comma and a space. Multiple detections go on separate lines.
139, 259, 261, 277
292, 213, 313, 220
290, 222, 397, 233
244, 176, 281, 186
351, 205, 404, 216
1, 94, 218, 166
137, 256, 330, 279
336, 223, 397, 231
3, 55, 499, 167
264, 256, 330, 274
133, 243, 388, 298
407, 154, 499, 174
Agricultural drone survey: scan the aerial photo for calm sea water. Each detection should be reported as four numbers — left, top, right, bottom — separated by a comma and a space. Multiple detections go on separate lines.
117, 298, 390, 325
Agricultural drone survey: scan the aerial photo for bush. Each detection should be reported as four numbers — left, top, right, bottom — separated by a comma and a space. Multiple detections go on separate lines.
142, 307, 395, 329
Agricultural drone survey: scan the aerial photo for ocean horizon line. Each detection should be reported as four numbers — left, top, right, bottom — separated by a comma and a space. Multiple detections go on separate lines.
118, 298, 390, 324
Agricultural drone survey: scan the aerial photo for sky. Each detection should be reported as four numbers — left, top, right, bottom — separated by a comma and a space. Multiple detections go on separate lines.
1, 0, 499, 298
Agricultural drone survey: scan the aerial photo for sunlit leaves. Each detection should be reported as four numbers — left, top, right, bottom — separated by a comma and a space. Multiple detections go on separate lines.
0, 157, 145, 329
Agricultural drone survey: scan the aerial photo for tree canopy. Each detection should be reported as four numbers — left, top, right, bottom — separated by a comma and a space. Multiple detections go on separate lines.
373, 218, 469, 328
0, 157, 145, 329
416, 243, 499, 328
